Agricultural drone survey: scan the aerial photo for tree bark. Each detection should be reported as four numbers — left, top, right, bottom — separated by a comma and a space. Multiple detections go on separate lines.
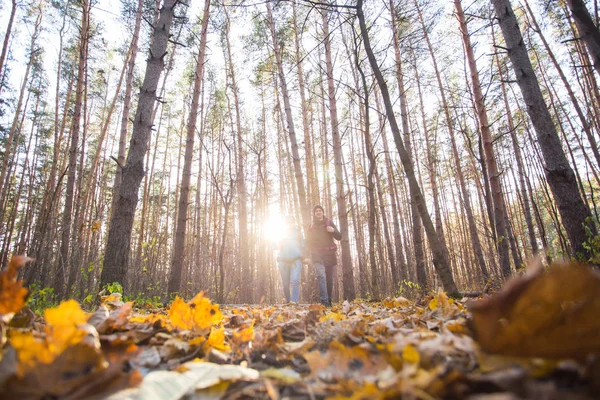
394, 3, 428, 290
322, 5, 356, 300
57, 0, 88, 297
454, 0, 505, 279
169, 0, 211, 294
112, 0, 144, 215
0, 0, 17, 98
493, 24, 539, 256
567, 0, 600, 77
266, 2, 310, 231
492, 0, 596, 259
356, 0, 458, 294
293, 2, 319, 207
101, 0, 180, 288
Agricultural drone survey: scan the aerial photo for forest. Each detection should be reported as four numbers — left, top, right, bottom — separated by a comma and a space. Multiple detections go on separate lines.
1, 0, 599, 305
2, 0, 600, 398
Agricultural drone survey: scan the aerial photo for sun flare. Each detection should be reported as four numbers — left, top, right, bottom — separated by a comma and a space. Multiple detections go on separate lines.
262, 213, 289, 243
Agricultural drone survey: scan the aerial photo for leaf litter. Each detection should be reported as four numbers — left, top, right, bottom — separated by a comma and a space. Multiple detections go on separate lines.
1, 257, 600, 399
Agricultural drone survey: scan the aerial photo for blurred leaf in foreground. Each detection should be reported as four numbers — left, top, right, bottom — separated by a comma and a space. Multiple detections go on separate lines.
468, 260, 600, 358
0, 256, 32, 322
10, 299, 89, 375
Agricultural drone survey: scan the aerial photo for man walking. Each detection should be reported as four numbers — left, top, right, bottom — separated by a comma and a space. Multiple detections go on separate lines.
305, 205, 341, 306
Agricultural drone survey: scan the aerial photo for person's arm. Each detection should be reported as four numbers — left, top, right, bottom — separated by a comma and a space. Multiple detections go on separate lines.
330, 222, 342, 241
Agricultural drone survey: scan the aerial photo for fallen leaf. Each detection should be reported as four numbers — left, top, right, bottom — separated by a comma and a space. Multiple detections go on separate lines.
10, 300, 91, 375
204, 326, 230, 352
231, 323, 255, 346
469, 261, 600, 358
168, 293, 223, 334
0, 256, 32, 324
104, 362, 259, 400
304, 340, 389, 383
402, 344, 420, 364
260, 367, 301, 383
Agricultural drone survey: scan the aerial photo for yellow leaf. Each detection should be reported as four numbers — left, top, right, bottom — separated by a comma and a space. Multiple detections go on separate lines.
168, 293, 223, 333
0, 255, 33, 321
205, 326, 231, 352
232, 323, 255, 344
10, 300, 90, 376
319, 312, 346, 322
189, 336, 206, 347
402, 344, 420, 364
169, 297, 192, 330
445, 319, 469, 335
9, 331, 53, 373
428, 296, 438, 311
129, 313, 167, 326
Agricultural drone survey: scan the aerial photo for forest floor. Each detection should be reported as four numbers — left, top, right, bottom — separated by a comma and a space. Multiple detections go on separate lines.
1, 257, 600, 399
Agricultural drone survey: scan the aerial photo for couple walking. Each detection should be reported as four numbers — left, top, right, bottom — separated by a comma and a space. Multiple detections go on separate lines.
276, 205, 341, 306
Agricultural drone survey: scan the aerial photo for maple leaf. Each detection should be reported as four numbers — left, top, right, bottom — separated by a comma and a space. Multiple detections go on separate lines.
168, 292, 223, 333
0, 255, 33, 323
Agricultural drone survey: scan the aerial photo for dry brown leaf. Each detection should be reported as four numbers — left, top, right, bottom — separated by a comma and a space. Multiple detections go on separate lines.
468, 261, 600, 358
304, 340, 389, 383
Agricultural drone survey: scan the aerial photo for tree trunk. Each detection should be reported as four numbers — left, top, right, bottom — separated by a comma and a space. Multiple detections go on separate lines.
567, 0, 600, 77
57, 0, 88, 297
356, 0, 458, 294
411, 48, 448, 278
101, 0, 180, 288
293, 2, 319, 207
374, 90, 406, 284
454, 0, 506, 279
169, 0, 211, 294
0, 0, 17, 97
0, 8, 42, 213
266, 2, 309, 231
352, 34, 379, 297
112, 0, 144, 214
322, 5, 356, 300
493, 0, 596, 259
524, 0, 600, 172
393, 4, 428, 290
493, 26, 539, 256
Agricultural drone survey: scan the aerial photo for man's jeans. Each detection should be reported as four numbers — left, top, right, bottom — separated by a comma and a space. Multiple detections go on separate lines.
314, 262, 334, 305
278, 259, 302, 302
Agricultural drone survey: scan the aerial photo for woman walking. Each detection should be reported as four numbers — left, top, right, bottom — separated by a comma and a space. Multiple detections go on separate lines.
277, 216, 304, 303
